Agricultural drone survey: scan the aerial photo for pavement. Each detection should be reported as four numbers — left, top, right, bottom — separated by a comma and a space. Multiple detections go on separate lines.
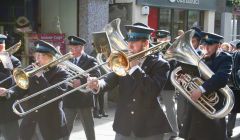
69, 102, 240, 140
69, 103, 116, 140
1, 102, 240, 140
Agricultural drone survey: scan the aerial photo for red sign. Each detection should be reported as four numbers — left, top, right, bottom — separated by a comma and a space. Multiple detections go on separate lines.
28, 33, 66, 54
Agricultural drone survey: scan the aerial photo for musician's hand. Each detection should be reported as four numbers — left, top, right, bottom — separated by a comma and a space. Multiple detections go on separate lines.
190, 88, 202, 102
32, 63, 43, 77
72, 79, 81, 88
87, 77, 99, 92
0, 87, 7, 97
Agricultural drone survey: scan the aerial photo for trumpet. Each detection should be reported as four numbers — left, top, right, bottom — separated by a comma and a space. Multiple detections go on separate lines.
12, 41, 169, 116
0, 41, 22, 85
12, 52, 73, 90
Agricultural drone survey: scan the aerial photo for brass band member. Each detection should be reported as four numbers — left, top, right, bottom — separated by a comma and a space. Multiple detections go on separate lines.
87, 23, 172, 140
0, 34, 21, 140
63, 36, 101, 140
0, 40, 69, 140
183, 32, 232, 140
227, 40, 240, 138
178, 27, 203, 138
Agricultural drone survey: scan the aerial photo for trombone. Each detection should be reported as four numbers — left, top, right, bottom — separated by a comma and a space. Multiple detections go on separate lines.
12, 42, 169, 116
0, 41, 22, 85
6, 52, 73, 91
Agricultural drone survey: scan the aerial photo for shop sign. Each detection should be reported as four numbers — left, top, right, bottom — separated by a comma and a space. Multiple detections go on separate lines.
137, 0, 217, 10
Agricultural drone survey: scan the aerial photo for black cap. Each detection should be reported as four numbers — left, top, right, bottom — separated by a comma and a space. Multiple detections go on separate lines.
201, 32, 223, 45
68, 36, 86, 46
124, 22, 154, 41
191, 27, 202, 39
0, 34, 7, 44
230, 40, 240, 49
34, 40, 58, 55
156, 30, 170, 38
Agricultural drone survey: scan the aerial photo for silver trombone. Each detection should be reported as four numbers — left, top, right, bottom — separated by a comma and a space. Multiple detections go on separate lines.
12, 41, 169, 116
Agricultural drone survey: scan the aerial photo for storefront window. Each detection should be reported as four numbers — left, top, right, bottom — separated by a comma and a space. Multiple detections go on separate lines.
188, 10, 200, 28
215, 12, 221, 35
173, 9, 186, 38
156, 8, 204, 39
158, 8, 171, 31
236, 15, 240, 40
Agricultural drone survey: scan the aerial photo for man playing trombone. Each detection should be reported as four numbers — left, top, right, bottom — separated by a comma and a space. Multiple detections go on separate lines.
63, 36, 101, 140
87, 23, 172, 140
0, 40, 69, 140
0, 34, 21, 140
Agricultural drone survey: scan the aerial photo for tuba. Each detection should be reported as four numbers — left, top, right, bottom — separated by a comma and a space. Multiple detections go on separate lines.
96, 18, 128, 73
165, 30, 234, 119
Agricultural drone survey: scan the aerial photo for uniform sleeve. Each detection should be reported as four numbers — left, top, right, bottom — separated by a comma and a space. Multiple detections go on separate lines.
202, 55, 232, 93
42, 70, 69, 99
100, 72, 120, 92
79, 59, 101, 84
131, 60, 170, 97
7, 85, 27, 100
12, 57, 21, 68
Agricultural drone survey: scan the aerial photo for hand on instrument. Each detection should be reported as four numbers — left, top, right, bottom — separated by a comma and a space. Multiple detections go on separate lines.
72, 79, 81, 88
32, 63, 43, 77
190, 88, 202, 102
0, 87, 7, 97
87, 77, 99, 92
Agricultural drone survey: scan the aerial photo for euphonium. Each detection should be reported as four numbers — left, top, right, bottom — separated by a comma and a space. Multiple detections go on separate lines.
96, 18, 128, 73
164, 30, 234, 119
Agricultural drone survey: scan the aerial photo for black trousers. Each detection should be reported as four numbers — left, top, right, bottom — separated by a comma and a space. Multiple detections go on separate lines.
63, 107, 95, 140
182, 105, 227, 140
0, 120, 19, 140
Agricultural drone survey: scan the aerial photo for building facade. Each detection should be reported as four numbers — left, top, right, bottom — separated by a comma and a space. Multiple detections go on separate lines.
111, 0, 240, 42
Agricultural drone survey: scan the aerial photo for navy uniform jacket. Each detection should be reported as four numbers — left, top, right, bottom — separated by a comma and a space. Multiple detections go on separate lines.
186, 51, 232, 140
0, 56, 21, 123
202, 51, 232, 93
229, 51, 240, 113
99, 54, 172, 137
8, 66, 69, 139
64, 53, 101, 108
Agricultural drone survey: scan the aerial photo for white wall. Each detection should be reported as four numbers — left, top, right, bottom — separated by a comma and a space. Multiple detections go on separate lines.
132, 1, 148, 24
221, 12, 233, 42
204, 11, 215, 33
40, 0, 77, 36
115, 0, 148, 25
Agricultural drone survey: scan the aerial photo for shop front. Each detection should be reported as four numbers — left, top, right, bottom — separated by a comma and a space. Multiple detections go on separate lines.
137, 0, 217, 39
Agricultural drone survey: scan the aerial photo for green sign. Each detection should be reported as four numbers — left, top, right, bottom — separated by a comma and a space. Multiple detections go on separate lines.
137, 0, 217, 11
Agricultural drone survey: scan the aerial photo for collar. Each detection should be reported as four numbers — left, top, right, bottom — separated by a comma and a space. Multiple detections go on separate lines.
74, 53, 85, 63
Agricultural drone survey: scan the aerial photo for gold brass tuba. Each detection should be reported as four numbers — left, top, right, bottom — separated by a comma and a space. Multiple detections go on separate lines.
165, 30, 234, 119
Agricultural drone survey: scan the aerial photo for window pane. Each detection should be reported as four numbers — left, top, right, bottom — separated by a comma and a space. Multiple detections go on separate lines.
158, 8, 171, 31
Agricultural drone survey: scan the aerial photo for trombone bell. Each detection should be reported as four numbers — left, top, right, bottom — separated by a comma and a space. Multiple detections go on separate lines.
13, 68, 29, 90
108, 51, 129, 76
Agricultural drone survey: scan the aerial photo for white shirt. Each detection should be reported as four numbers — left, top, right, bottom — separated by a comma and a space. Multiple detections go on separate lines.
73, 55, 82, 64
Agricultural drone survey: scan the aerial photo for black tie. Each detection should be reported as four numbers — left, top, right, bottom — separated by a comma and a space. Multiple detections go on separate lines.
74, 58, 78, 65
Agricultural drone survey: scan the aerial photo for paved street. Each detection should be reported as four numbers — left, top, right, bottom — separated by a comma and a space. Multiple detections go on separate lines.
1, 102, 240, 140
69, 102, 240, 140
69, 103, 116, 140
